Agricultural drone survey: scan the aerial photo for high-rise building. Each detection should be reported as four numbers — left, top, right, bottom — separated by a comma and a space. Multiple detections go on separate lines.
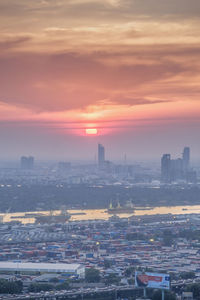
98, 144, 105, 166
20, 156, 34, 169
161, 154, 171, 183
182, 147, 190, 171
161, 147, 196, 183
170, 158, 183, 181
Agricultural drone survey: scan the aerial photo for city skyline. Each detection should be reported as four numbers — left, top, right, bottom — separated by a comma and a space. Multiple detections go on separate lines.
1, 144, 198, 168
0, 143, 199, 163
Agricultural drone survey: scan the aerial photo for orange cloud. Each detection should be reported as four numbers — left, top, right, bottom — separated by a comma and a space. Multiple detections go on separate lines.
0, 0, 200, 137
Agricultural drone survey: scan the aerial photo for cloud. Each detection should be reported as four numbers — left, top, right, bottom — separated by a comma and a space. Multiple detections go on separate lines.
0, 46, 193, 113
1, 0, 200, 29
124, 0, 200, 17
0, 0, 199, 119
112, 96, 172, 106
0, 36, 32, 51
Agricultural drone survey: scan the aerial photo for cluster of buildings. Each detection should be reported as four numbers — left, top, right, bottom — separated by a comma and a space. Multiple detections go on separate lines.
20, 143, 107, 172
161, 147, 197, 184
0, 145, 196, 187
0, 213, 200, 291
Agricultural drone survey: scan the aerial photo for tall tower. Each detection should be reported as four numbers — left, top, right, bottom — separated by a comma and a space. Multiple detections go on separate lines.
182, 147, 190, 171
98, 144, 105, 166
161, 154, 171, 183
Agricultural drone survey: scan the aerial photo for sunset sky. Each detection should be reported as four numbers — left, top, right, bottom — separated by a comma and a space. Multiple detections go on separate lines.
0, 0, 200, 161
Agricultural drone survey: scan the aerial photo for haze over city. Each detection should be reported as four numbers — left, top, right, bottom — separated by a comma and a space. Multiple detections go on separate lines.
0, 0, 200, 160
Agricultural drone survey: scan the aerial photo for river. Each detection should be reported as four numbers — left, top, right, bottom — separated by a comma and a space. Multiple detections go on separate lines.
1, 205, 200, 224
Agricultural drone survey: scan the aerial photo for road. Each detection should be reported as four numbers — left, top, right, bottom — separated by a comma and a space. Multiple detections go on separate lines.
0, 285, 137, 300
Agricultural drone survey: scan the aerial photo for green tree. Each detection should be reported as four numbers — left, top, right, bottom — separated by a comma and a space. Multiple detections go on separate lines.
124, 267, 135, 277
169, 272, 177, 281
49, 277, 59, 283
0, 279, 23, 294
145, 267, 154, 272
104, 274, 120, 286
163, 230, 173, 246
180, 271, 195, 279
128, 278, 134, 285
187, 283, 200, 298
85, 268, 100, 283
56, 281, 70, 290
28, 283, 53, 292
104, 260, 112, 269
150, 290, 176, 300
126, 232, 146, 241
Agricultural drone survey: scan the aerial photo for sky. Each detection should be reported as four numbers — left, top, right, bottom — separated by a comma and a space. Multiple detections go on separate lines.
0, 0, 200, 161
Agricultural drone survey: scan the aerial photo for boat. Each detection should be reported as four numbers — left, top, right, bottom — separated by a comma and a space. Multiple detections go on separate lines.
134, 207, 153, 211
70, 212, 86, 216
25, 213, 44, 218
35, 210, 71, 224
107, 201, 134, 214
11, 213, 44, 219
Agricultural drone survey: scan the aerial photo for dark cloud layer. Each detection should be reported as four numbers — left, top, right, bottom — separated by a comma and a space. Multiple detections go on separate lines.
123, 0, 200, 16
0, 36, 31, 51
1, 0, 200, 26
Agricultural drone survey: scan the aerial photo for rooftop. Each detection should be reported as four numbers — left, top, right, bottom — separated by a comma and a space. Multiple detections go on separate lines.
0, 262, 84, 273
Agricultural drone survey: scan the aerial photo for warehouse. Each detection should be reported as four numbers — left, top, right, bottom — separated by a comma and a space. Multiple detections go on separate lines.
0, 262, 85, 278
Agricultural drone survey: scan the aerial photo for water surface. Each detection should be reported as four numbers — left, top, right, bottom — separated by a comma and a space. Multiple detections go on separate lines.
1, 205, 200, 224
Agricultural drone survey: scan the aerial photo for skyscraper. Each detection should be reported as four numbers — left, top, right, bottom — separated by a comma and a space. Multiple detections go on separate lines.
20, 156, 34, 170
161, 147, 196, 183
182, 147, 190, 171
161, 154, 171, 183
170, 158, 183, 181
98, 144, 105, 166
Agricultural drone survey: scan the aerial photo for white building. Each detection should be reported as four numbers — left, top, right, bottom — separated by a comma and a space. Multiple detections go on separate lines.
0, 262, 85, 278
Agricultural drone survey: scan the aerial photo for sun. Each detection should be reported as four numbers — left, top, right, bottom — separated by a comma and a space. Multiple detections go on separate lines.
85, 128, 98, 135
